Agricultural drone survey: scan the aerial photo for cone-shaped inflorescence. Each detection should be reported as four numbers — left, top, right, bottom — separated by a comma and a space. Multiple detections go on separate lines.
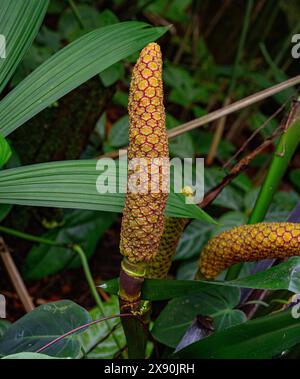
120, 42, 169, 266
146, 217, 188, 279
119, 42, 169, 317
196, 222, 300, 279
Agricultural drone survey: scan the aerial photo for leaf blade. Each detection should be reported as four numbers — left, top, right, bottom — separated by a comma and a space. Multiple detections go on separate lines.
0, 0, 49, 93
102, 257, 300, 300
0, 160, 215, 222
175, 310, 300, 358
0, 22, 168, 137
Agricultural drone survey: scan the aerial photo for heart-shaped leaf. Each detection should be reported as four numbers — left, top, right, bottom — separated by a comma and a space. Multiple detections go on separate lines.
152, 287, 246, 348
0, 300, 91, 358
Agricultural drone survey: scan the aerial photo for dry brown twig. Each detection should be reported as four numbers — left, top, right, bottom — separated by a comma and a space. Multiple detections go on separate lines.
0, 238, 34, 312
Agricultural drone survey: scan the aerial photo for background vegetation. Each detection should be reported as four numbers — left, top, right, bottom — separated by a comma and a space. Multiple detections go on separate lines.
1, 0, 300, 359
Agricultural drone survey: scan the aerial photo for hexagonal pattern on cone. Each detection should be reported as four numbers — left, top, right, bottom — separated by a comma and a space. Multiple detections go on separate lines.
120, 43, 169, 264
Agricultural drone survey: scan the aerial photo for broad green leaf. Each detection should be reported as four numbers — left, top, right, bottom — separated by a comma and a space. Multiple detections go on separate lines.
0, 300, 91, 358
23, 210, 117, 280
80, 296, 126, 359
0, 134, 12, 168
176, 259, 198, 280
0, 22, 168, 137
174, 220, 214, 261
102, 257, 300, 300
0, 160, 215, 223
0, 0, 48, 93
152, 287, 245, 348
175, 309, 300, 358
2, 352, 61, 359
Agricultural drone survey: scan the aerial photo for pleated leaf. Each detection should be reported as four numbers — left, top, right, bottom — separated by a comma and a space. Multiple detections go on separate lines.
0, 160, 215, 222
0, 22, 168, 137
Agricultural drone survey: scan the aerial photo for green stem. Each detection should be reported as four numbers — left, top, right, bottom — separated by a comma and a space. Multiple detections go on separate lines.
119, 258, 149, 358
0, 225, 64, 247
226, 101, 300, 280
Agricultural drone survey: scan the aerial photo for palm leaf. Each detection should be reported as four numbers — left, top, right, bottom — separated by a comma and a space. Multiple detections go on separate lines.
0, 0, 49, 94
0, 22, 168, 137
0, 160, 215, 222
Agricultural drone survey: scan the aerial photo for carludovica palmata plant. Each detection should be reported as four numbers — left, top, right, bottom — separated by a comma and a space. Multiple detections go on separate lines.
3, 2, 300, 360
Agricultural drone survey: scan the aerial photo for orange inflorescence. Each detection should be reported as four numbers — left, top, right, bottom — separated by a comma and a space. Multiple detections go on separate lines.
119, 42, 169, 264
196, 222, 300, 279
146, 217, 188, 279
